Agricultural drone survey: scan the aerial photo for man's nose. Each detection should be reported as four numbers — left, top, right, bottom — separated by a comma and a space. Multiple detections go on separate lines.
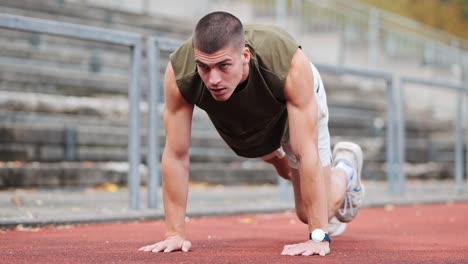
208, 70, 221, 86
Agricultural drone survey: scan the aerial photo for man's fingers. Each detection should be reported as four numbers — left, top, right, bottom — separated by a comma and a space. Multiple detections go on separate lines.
319, 246, 330, 256
281, 244, 293, 254
281, 241, 330, 256
282, 246, 305, 256
301, 250, 315, 256
182, 241, 192, 252
139, 243, 161, 252
164, 239, 186, 253
163, 243, 177, 253
281, 246, 300, 255
140, 238, 192, 253
152, 243, 166, 252
139, 244, 154, 251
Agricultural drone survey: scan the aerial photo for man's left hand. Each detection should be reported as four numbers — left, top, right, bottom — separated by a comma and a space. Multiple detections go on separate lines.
281, 240, 330, 256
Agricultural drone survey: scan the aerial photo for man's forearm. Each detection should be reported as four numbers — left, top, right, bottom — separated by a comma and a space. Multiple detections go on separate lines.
298, 154, 328, 232
161, 152, 190, 238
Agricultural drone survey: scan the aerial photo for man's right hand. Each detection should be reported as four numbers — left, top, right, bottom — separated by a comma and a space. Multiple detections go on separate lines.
139, 236, 192, 253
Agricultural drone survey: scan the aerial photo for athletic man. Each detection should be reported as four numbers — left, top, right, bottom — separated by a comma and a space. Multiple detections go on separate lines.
139, 11, 365, 256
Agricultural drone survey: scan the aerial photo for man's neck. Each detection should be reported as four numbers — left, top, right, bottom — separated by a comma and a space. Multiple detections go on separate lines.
235, 63, 250, 93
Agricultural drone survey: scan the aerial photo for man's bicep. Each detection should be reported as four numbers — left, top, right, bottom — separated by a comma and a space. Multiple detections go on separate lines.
284, 50, 319, 157
163, 62, 194, 157
286, 101, 318, 160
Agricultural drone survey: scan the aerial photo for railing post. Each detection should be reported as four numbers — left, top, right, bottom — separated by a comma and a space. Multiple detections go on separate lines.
463, 52, 468, 86
397, 77, 406, 196
64, 127, 77, 161
385, 77, 396, 195
455, 89, 464, 194
147, 37, 162, 209
128, 40, 142, 210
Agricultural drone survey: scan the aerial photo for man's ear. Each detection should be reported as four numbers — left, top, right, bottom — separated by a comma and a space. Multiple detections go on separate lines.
242, 47, 250, 65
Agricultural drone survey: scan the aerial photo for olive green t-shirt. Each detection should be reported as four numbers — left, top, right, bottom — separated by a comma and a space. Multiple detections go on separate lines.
170, 24, 300, 158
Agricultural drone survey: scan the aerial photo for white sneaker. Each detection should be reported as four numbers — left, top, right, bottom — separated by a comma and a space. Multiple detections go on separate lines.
333, 142, 365, 223
328, 216, 347, 237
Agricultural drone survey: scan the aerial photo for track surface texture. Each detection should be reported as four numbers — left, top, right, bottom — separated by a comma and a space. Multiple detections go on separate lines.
2, 203, 468, 264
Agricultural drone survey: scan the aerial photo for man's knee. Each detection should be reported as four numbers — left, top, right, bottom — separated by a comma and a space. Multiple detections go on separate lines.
262, 156, 292, 180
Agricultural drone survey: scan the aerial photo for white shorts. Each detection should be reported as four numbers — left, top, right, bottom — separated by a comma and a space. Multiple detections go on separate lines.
261, 62, 331, 168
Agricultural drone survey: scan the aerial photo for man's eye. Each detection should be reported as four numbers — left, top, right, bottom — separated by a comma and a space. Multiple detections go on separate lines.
220, 64, 229, 69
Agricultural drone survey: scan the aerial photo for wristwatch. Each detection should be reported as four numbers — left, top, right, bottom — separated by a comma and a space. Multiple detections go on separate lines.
309, 229, 331, 244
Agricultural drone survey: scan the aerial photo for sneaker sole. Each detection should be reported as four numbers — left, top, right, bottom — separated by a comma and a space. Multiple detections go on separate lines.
329, 221, 347, 237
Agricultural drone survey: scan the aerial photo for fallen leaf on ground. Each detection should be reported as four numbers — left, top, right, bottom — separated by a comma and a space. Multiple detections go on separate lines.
384, 204, 395, 212
237, 217, 256, 224
10, 195, 23, 207
15, 225, 40, 232
94, 183, 119, 192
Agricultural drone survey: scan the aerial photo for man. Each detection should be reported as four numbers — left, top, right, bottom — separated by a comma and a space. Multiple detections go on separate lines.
139, 11, 364, 256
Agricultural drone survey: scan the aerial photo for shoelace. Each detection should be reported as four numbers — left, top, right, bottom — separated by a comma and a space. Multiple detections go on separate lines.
339, 189, 362, 217
338, 171, 362, 217
338, 192, 354, 217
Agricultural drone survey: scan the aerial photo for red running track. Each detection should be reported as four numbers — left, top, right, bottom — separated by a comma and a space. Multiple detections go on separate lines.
2, 203, 468, 263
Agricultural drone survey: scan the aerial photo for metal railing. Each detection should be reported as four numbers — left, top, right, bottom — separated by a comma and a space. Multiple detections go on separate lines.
0, 13, 144, 210
396, 78, 468, 195
314, 64, 398, 194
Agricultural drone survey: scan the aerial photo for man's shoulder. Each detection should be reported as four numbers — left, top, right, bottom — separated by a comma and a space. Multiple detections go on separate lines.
244, 24, 299, 57
169, 37, 197, 81
245, 24, 300, 82
244, 24, 298, 45
244, 24, 288, 34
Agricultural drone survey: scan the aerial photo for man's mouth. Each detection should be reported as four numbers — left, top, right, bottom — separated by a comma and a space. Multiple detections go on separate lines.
209, 87, 226, 95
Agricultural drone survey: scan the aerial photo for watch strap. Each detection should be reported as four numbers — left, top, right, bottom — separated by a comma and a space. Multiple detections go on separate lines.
309, 232, 332, 244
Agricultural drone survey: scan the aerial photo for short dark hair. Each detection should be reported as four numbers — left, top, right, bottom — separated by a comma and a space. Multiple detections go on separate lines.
193, 11, 244, 54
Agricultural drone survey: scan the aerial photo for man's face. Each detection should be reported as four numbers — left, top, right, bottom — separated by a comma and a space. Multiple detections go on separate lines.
194, 45, 250, 101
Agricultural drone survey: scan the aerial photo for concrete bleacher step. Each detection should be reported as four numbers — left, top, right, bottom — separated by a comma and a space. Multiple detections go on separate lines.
0, 36, 130, 72
189, 162, 277, 185
0, 61, 129, 95
0, 161, 278, 188
0, 125, 231, 162
0, 91, 132, 118
363, 161, 452, 181
0, 32, 174, 76
0, 0, 193, 37
0, 159, 452, 188
0, 54, 173, 96
0, 110, 128, 128
0, 161, 130, 188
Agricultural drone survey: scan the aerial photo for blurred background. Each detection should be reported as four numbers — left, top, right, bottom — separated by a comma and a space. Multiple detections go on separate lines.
0, 0, 467, 223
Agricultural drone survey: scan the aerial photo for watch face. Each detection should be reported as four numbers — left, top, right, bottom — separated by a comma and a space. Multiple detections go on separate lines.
311, 229, 325, 242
